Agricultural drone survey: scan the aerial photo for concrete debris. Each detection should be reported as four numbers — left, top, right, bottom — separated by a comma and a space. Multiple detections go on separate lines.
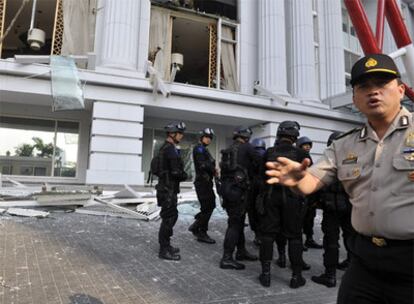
0, 200, 86, 208
75, 205, 145, 220
6, 208, 50, 218
4, 177, 27, 188
113, 184, 141, 198
0, 181, 199, 223
93, 197, 149, 220
34, 191, 92, 204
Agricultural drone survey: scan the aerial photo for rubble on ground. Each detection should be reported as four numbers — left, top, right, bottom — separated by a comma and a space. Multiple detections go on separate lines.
0, 179, 200, 221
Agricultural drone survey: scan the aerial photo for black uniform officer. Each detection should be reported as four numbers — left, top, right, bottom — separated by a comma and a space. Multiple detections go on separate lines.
311, 131, 355, 288
258, 121, 309, 288
297, 136, 323, 249
219, 126, 262, 270
247, 138, 267, 246
188, 128, 217, 244
157, 122, 188, 260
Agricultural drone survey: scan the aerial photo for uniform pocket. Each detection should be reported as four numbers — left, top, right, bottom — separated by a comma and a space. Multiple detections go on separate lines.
391, 155, 414, 195
337, 165, 361, 181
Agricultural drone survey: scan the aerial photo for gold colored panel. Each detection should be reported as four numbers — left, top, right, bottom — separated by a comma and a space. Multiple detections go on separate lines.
0, 0, 6, 58
51, 0, 63, 55
208, 23, 217, 88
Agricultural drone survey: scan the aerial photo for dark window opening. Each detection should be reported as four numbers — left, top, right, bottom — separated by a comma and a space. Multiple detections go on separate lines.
1, 0, 57, 59
172, 17, 210, 87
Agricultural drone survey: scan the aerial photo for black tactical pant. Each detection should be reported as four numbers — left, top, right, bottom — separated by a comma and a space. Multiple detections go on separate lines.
321, 206, 354, 272
222, 196, 247, 256
246, 181, 260, 235
259, 191, 306, 273
303, 205, 316, 239
338, 234, 414, 304
157, 186, 178, 249
193, 178, 216, 232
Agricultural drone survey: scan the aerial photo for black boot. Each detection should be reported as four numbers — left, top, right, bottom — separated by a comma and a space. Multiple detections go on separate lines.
311, 271, 336, 288
168, 245, 180, 254
337, 259, 350, 270
220, 253, 245, 270
159, 247, 181, 261
290, 273, 306, 288
236, 249, 258, 261
275, 252, 286, 268
304, 238, 323, 249
258, 261, 271, 287
197, 232, 216, 244
188, 222, 200, 237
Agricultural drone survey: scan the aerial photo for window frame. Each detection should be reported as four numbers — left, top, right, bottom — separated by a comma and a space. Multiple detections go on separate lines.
149, 3, 240, 92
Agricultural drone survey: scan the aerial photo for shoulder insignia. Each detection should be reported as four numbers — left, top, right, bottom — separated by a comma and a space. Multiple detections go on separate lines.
400, 115, 409, 127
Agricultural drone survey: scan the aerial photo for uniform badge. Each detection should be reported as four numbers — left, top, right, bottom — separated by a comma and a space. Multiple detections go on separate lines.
342, 152, 358, 164
365, 58, 378, 68
405, 132, 414, 147
352, 167, 360, 177
408, 171, 414, 182
404, 152, 414, 161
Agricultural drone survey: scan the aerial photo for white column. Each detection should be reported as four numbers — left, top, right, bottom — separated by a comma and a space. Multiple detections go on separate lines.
258, 0, 289, 95
96, 0, 150, 75
238, 0, 258, 95
86, 101, 145, 185
286, 0, 318, 101
320, 0, 345, 98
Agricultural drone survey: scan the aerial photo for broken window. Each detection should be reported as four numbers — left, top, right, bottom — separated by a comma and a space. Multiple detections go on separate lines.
0, 0, 96, 59
0, 116, 79, 177
148, 4, 239, 91
151, 0, 237, 21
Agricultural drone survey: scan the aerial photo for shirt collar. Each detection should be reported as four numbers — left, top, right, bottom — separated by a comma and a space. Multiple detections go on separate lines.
358, 107, 412, 141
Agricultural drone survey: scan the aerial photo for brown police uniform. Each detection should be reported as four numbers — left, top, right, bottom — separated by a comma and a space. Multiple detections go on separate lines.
309, 107, 414, 304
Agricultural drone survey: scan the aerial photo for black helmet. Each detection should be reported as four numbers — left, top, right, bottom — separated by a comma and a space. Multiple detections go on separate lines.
277, 121, 300, 139
200, 127, 215, 138
165, 121, 186, 133
327, 131, 343, 146
233, 126, 253, 139
296, 136, 312, 148
251, 138, 266, 149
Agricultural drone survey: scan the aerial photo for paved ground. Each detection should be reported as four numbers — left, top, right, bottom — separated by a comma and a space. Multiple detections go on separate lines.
0, 202, 347, 304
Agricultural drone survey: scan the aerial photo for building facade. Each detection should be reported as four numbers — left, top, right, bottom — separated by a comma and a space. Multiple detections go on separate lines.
0, 0, 413, 185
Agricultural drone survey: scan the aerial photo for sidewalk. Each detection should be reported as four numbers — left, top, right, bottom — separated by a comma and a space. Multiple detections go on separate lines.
0, 203, 345, 304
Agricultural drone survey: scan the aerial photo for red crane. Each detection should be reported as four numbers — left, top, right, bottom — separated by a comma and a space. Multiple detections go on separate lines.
344, 0, 414, 101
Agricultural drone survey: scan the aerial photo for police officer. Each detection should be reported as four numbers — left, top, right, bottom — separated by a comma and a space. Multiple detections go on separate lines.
188, 128, 217, 244
219, 126, 261, 270
156, 122, 188, 261
297, 136, 323, 249
311, 131, 355, 288
266, 54, 414, 304
258, 121, 309, 289
247, 138, 267, 246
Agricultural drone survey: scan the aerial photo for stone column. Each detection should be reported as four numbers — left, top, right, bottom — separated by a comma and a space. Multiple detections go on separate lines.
96, 0, 150, 75
320, 0, 345, 98
86, 101, 145, 185
238, 0, 258, 94
258, 0, 289, 95
286, 0, 318, 101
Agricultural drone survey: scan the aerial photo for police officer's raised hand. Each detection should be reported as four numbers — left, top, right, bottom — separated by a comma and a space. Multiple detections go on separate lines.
265, 157, 312, 186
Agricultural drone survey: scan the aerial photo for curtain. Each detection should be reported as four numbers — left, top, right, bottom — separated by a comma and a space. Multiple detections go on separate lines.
221, 26, 239, 91
61, 0, 95, 56
149, 7, 173, 81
